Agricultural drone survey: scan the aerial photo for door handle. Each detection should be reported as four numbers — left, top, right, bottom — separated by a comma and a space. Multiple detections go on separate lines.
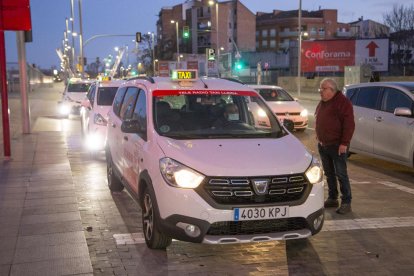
123, 136, 128, 141
375, 116, 383, 122
112, 123, 116, 128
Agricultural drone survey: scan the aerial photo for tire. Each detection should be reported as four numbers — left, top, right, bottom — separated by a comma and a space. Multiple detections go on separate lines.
106, 153, 124, 192
142, 187, 172, 249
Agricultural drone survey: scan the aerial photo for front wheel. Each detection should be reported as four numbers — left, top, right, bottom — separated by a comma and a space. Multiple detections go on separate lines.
106, 153, 124, 192
142, 187, 172, 250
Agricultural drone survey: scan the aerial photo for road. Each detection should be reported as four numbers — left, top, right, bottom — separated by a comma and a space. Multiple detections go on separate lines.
1, 84, 414, 275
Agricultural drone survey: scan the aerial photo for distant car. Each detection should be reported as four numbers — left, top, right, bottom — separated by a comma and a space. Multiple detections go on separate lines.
59, 78, 92, 117
80, 79, 124, 151
343, 82, 414, 168
249, 85, 308, 131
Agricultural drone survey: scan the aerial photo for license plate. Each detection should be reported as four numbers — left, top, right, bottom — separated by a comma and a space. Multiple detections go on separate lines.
234, 206, 289, 221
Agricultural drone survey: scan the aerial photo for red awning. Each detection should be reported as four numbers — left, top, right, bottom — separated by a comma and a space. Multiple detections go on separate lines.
0, 0, 32, 31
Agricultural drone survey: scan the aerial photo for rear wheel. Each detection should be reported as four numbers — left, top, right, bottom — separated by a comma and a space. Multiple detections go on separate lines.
106, 153, 124, 192
142, 187, 172, 249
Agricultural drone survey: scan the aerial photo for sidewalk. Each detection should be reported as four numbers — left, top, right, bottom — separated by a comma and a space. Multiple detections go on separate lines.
0, 84, 93, 276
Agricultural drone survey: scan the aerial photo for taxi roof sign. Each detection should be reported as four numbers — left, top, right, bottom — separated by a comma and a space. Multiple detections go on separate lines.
171, 69, 198, 81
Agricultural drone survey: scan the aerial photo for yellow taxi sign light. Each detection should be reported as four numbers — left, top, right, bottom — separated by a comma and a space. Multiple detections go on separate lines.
171, 69, 198, 81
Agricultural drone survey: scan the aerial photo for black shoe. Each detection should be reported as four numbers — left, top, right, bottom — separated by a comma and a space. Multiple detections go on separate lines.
336, 203, 352, 214
324, 198, 339, 208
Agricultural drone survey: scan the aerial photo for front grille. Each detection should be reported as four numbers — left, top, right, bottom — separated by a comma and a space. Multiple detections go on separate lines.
207, 218, 308, 235
202, 174, 309, 205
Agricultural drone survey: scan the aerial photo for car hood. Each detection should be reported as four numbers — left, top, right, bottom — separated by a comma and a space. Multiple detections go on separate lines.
266, 101, 304, 113
67, 92, 87, 102
156, 135, 312, 176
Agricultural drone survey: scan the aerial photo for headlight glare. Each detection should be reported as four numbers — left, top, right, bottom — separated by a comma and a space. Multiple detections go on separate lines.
160, 158, 204, 189
305, 158, 323, 184
300, 109, 308, 117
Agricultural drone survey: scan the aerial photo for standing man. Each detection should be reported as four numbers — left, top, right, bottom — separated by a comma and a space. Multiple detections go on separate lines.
315, 78, 355, 214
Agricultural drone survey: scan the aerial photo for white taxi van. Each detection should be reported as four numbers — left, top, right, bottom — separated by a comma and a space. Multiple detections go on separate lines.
105, 70, 324, 249
80, 79, 125, 151
59, 78, 92, 117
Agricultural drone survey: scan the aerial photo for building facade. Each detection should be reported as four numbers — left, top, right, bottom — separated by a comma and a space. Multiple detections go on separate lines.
256, 9, 350, 52
156, 0, 255, 62
349, 17, 390, 38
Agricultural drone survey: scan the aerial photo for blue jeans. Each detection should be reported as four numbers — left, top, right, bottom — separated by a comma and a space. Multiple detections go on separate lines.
318, 143, 352, 204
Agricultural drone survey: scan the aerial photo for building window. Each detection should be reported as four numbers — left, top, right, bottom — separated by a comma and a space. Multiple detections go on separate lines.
262, 29, 268, 38
256, 30, 259, 37
229, 23, 232, 29
270, 39, 276, 48
262, 40, 268, 48
270, 29, 276, 37
256, 41, 259, 48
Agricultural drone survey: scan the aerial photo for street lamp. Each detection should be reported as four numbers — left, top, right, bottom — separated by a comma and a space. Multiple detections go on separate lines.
297, 0, 302, 97
170, 20, 180, 63
148, 32, 156, 76
209, 0, 219, 74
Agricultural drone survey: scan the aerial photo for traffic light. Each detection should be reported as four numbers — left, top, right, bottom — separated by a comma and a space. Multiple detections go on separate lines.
135, 32, 141, 43
235, 61, 243, 71
183, 26, 190, 39
207, 48, 215, 61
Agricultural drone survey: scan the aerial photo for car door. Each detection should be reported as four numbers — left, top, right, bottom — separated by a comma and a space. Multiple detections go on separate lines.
123, 88, 147, 194
107, 87, 128, 173
373, 87, 414, 163
82, 84, 95, 134
350, 86, 382, 154
118, 87, 140, 189
85, 85, 96, 134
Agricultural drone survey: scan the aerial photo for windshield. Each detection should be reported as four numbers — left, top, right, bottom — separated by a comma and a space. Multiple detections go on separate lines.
153, 90, 284, 139
255, 88, 294, 102
97, 87, 118, 106
67, 83, 91, 93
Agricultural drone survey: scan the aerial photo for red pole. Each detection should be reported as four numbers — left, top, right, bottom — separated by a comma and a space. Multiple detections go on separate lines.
0, 29, 11, 157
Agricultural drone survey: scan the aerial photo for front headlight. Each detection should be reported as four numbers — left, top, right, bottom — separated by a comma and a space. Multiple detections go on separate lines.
159, 158, 205, 189
305, 157, 323, 184
300, 109, 308, 117
94, 113, 107, 126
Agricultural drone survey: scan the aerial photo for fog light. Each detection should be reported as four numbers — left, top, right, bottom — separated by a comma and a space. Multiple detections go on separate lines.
59, 104, 71, 115
313, 213, 324, 230
176, 222, 201, 238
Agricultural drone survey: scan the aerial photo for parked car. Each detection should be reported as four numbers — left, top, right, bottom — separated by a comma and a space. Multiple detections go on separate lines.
80, 79, 124, 151
59, 78, 92, 117
105, 72, 324, 250
249, 85, 308, 131
343, 82, 414, 168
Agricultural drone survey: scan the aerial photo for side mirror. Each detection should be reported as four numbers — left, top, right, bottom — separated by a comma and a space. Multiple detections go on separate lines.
121, 119, 142, 133
394, 107, 412, 117
283, 119, 294, 132
81, 99, 91, 109
294, 97, 299, 102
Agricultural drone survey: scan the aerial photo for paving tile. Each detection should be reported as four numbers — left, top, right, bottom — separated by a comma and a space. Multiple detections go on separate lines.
0, 249, 14, 265
27, 185, 74, 193
0, 265, 11, 276
25, 190, 75, 199
22, 203, 78, 216
19, 220, 83, 236
10, 257, 93, 276
0, 224, 19, 237
24, 196, 77, 207
13, 242, 90, 263
16, 231, 86, 248
20, 212, 80, 225
0, 200, 25, 208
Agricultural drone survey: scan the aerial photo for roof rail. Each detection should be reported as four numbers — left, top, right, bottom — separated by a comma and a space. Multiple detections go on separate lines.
221, 77, 245, 85
127, 76, 155, 83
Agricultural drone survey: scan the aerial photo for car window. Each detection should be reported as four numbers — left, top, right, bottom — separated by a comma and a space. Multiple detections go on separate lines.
256, 88, 294, 101
89, 88, 96, 107
382, 88, 413, 113
355, 86, 381, 109
345, 88, 358, 105
113, 87, 127, 117
67, 83, 91, 92
86, 84, 95, 105
132, 89, 147, 140
97, 87, 118, 106
120, 87, 139, 120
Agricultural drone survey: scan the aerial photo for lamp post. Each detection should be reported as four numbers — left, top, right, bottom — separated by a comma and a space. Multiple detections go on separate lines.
78, 0, 84, 74
297, 0, 302, 97
148, 32, 156, 76
171, 20, 180, 63
209, 0, 219, 75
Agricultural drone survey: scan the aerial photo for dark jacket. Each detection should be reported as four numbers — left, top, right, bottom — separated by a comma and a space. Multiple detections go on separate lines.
315, 91, 355, 146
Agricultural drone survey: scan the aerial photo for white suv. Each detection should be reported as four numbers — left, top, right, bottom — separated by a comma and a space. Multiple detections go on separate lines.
80, 79, 125, 151
105, 72, 324, 249
59, 78, 92, 117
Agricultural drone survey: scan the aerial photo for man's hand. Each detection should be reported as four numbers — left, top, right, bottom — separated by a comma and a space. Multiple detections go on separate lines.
338, 144, 348, 155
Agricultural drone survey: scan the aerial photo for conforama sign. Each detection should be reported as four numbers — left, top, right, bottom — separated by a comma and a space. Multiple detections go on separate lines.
302, 39, 389, 72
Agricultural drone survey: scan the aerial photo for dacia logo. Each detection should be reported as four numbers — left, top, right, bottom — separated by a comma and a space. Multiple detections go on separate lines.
252, 179, 269, 195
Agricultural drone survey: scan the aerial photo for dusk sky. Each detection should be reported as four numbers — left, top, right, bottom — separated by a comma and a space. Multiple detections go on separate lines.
4, 0, 406, 69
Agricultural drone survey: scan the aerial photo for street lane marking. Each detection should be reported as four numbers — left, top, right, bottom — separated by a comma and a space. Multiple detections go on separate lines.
378, 181, 414, 195
322, 216, 414, 232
